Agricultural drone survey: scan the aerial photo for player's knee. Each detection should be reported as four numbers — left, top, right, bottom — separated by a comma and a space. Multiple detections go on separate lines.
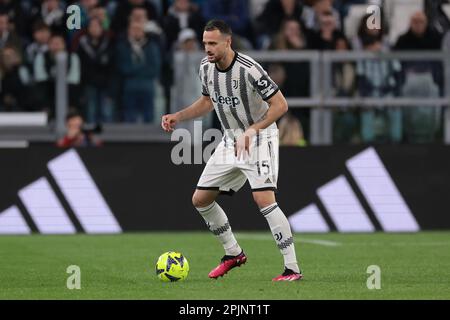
192, 192, 202, 208
253, 191, 276, 209
192, 191, 213, 209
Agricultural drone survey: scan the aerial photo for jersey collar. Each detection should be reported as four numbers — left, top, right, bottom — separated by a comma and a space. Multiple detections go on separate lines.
215, 50, 238, 73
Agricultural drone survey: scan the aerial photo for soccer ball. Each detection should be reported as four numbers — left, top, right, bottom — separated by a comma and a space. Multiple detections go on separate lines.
155, 251, 189, 282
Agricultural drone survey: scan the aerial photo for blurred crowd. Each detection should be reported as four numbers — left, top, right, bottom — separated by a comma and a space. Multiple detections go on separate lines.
0, 0, 449, 145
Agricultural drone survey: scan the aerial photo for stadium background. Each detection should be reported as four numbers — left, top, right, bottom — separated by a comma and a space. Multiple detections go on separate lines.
0, 0, 449, 234
0, 0, 450, 301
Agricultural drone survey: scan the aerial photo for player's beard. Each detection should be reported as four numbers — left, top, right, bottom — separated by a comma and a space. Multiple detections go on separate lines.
207, 50, 224, 63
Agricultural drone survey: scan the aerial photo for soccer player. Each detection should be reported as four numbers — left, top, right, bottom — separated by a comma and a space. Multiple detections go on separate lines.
161, 20, 302, 281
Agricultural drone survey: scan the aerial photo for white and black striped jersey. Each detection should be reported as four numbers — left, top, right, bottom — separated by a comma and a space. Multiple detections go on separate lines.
199, 51, 279, 133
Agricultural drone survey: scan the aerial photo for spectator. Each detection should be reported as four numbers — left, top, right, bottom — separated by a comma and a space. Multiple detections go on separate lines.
332, 36, 358, 144
307, 8, 347, 50
333, 37, 355, 97
116, 21, 161, 123
172, 28, 212, 133
395, 11, 442, 51
267, 63, 287, 92
394, 10, 443, 142
164, 0, 204, 51
352, 13, 389, 51
269, 18, 310, 98
394, 11, 443, 86
34, 34, 81, 116
70, 4, 113, 51
111, 0, 160, 34
358, 39, 402, 98
0, 46, 32, 111
57, 111, 102, 147
77, 0, 100, 30
202, 0, 253, 49
255, 0, 304, 47
400, 10, 443, 142
128, 6, 167, 119
357, 38, 402, 143
278, 112, 307, 146
269, 18, 311, 138
270, 18, 308, 50
301, 0, 340, 32
90, 5, 111, 30
0, 13, 22, 51
401, 70, 441, 143
77, 17, 114, 124
129, 6, 163, 38
30, 0, 65, 35
67, 1, 105, 44
176, 28, 199, 51
25, 22, 51, 69
0, 0, 27, 38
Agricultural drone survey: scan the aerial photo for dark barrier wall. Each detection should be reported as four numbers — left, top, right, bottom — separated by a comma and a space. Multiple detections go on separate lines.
0, 144, 449, 232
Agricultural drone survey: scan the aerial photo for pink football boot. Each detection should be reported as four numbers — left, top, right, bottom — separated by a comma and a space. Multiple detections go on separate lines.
208, 251, 247, 279
272, 268, 303, 281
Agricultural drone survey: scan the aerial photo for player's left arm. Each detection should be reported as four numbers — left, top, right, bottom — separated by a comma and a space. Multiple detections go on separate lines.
247, 90, 288, 133
235, 91, 288, 159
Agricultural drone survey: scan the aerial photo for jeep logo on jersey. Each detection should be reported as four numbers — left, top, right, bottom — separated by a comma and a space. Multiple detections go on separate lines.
211, 92, 240, 108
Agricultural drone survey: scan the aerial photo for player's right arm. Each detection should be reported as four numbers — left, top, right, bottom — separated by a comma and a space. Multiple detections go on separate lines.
161, 95, 213, 132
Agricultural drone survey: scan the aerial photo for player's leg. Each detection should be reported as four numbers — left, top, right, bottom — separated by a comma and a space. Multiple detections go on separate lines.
253, 190, 302, 281
242, 132, 302, 281
194, 140, 248, 278
193, 187, 247, 279
192, 188, 242, 257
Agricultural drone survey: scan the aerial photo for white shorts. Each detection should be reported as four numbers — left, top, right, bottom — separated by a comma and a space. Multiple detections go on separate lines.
197, 132, 279, 194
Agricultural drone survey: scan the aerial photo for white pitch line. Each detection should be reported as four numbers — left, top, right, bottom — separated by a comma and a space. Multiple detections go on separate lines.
300, 239, 341, 247
235, 233, 341, 247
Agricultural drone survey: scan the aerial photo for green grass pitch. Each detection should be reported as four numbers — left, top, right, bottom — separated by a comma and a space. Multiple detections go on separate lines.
0, 232, 449, 299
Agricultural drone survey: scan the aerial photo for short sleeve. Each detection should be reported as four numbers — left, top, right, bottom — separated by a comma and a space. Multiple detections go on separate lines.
199, 63, 210, 96
249, 63, 279, 101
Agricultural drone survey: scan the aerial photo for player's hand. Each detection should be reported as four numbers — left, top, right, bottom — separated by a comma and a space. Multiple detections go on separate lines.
235, 130, 256, 160
161, 113, 179, 132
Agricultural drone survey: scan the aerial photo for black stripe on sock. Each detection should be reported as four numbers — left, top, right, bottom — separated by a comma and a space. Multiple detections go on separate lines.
261, 204, 278, 216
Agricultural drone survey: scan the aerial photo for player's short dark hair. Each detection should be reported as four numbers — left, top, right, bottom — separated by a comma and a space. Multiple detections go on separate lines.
204, 19, 232, 36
